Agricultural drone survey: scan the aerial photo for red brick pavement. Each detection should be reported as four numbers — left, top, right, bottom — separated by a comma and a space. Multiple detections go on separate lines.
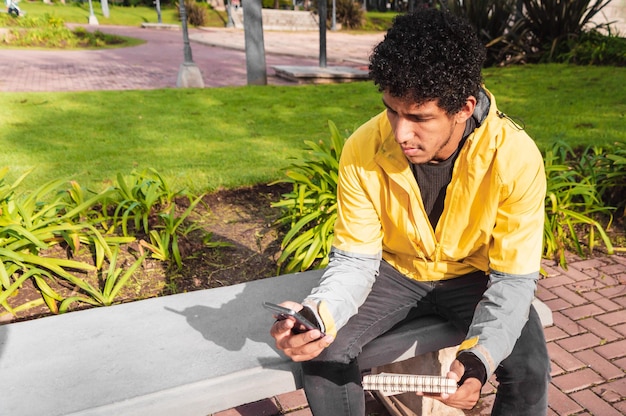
213, 253, 626, 416
1, 26, 376, 92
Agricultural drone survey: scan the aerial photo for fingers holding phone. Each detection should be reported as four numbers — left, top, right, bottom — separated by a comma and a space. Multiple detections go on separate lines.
266, 301, 334, 362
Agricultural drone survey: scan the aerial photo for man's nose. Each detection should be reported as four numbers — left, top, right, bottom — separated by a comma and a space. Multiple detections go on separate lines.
393, 117, 413, 144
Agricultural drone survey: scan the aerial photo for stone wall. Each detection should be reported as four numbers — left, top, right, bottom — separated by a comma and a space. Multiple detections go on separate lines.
231, 8, 319, 31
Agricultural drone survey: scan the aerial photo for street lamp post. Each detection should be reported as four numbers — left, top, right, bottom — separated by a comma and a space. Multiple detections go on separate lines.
243, 0, 267, 85
226, 0, 235, 28
176, 0, 205, 88
87, 0, 99, 25
155, 0, 162, 24
101, 0, 110, 19
318, 0, 327, 67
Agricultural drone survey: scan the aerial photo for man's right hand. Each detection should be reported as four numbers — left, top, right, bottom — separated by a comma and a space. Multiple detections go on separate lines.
269, 301, 335, 362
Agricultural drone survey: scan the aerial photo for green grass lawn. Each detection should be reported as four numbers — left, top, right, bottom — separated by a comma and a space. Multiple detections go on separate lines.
0, 64, 624, 194
11, 1, 227, 27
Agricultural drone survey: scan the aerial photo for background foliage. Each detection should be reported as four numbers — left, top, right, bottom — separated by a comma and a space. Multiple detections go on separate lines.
0, 13, 133, 48
271, 121, 344, 272
444, 0, 625, 65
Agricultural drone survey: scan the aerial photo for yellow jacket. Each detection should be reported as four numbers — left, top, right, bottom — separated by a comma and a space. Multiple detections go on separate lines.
333, 90, 545, 281
305, 89, 546, 374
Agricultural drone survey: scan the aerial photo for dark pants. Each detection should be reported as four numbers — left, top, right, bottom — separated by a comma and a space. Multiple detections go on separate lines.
302, 261, 550, 416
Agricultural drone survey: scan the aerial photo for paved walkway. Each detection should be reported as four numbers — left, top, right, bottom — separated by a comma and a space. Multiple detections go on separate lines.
1, 26, 382, 91
3, 25, 626, 416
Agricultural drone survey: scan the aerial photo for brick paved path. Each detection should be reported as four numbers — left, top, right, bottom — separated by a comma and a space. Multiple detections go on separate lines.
214, 253, 626, 416
1, 26, 378, 92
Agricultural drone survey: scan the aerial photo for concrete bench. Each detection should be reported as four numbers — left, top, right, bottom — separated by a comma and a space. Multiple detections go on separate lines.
231, 8, 319, 31
140, 23, 180, 30
0, 270, 552, 416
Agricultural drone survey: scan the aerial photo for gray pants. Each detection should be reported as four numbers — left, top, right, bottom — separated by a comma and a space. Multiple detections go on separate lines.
302, 261, 550, 416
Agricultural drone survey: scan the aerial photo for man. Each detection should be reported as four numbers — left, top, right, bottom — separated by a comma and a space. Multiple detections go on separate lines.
270, 9, 550, 416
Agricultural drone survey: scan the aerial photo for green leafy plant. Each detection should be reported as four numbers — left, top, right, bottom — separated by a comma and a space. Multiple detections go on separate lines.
113, 168, 181, 236
445, 0, 517, 66
0, 167, 211, 318
574, 142, 626, 214
0, 169, 136, 315
113, 168, 206, 269
60, 248, 148, 310
271, 121, 347, 273
0, 12, 129, 48
443, 0, 625, 66
311, 0, 365, 29
543, 141, 615, 267
519, 0, 612, 62
561, 29, 626, 66
138, 193, 205, 269
177, 0, 208, 27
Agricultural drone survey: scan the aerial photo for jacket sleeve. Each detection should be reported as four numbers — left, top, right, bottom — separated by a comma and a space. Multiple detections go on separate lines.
304, 248, 380, 335
458, 269, 538, 376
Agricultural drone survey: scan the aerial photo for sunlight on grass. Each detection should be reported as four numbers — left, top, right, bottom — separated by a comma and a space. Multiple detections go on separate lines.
16, 1, 227, 27
0, 65, 624, 193
483, 64, 625, 149
16, 1, 181, 26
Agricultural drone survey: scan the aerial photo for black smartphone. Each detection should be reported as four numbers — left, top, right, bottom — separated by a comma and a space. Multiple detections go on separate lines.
263, 302, 324, 335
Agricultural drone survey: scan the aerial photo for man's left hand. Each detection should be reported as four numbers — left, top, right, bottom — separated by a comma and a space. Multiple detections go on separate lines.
418, 359, 482, 410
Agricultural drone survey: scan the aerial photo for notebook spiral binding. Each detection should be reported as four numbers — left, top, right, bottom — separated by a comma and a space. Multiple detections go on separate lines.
362, 373, 458, 395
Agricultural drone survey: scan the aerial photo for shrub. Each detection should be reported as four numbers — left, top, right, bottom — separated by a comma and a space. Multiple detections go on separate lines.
312, 0, 364, 29
113, 169, 206, 269
542, 141, 615, 268
570, 142, 626, 217
518, 0, 612, 62
0, 168, 208, 317
73, 28, 128, 47
271, 121, 346, 273
560, 30, 626, 66
262, 0, 292, 9
445, 0, 518, 66
444, 0, 622, 66
177, 0, 208, 26
0, 13, 128, 48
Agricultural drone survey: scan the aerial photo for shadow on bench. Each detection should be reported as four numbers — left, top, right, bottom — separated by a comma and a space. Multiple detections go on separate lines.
0, 270, 552, 416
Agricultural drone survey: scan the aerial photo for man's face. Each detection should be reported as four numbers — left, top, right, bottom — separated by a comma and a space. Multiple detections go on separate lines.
382, 91, 473, 165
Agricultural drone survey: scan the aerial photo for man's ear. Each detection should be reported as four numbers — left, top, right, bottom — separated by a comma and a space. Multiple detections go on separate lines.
454, 96, 477, 124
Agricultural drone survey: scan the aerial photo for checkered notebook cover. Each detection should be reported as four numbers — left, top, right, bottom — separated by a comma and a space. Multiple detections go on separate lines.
362, 373, 458, 395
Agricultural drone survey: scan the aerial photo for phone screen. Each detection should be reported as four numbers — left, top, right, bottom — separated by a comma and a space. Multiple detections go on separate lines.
263, 302, 323, 335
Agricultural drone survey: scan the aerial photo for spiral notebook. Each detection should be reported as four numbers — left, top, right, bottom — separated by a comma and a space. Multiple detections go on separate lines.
362, 373, 458, 396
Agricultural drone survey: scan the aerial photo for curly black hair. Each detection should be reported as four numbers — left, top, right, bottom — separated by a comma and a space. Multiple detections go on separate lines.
369, 9, 487, 115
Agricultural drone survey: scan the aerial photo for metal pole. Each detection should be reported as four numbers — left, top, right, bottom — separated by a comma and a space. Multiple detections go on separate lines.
331, 0, 336, 31
318, 0, 327, 67
87, 0, 99, 25
226, 0, 235, 28
179, 0, 193, 63
101, 0, 110, 19
243, 0, 268, 85
176, 0, 205, 87
155, 0, 162, 24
